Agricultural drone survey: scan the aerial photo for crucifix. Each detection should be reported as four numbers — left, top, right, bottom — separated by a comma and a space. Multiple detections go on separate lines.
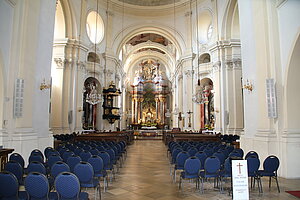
187, 110, 193, 128
237, 162, 243, 174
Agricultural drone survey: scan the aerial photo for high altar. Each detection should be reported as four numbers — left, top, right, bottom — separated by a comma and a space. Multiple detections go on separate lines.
130, 60, 170, 128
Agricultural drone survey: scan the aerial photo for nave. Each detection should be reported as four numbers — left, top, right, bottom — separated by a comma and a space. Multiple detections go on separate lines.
96, 140, 300, 200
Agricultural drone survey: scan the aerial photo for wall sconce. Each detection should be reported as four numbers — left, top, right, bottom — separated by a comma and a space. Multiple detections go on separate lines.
243, 79, 253, 92
40, 79, 51, 90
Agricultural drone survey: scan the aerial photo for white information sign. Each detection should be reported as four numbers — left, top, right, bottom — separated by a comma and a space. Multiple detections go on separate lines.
232, 160, 249, 200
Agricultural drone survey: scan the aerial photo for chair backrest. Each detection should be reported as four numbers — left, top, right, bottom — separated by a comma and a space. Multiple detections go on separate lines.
245, 151, 259, 159
82, 145, 92, 151
234, 148, 244, 158
31, 149, 44, 161
225, 146, 234, 154
9, 153, 25, 169
0, 171, 19, 199
74, 161, 94, 184
171, 148, 183, 163
29, 153, 44, 164
24, 172, 49, 199
203, 148, 214, 157
44, 147, 54, 159
228, 151, 242, 159
184, 157, 201, 175
88, 155, 104, 174
58, 147, 69, 157
79, 150, 92, 162
55, 172, 81, 199
176, 152, 190, 168
246, 157, 260, 176
63, 150, 75, 162
74, 147, 83, 156
195, 151, 207, 169
213, 152, 226, 164
51, 161, 70, 178
224, 157, 232, 174
263, 155, 279, 173
27, 161, 47, 175
48, 154, 63, 169
187, 147, 198, 157
204, 156, 221, 174
90, 148, 100, 156
98, 151, 111, 168
96, 146, 105, 152
4, 161, 23, 184
47, 149, 60, 158
67, 155, 82, 172
104, 149, 116, 162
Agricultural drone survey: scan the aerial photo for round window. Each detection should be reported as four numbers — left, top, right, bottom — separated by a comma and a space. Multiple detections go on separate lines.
86, 11, 104, 44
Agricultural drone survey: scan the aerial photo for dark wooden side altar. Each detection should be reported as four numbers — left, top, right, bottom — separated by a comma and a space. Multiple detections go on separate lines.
0, 148, 14, 171
75, 131, 134, 145
163, 131, 220, 145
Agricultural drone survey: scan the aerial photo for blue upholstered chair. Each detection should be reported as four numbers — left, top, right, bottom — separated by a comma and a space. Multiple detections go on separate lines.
55, 172, 88, 200
4, 160, 24, 185
24, 172, 58, 200
246, 156, 262, 193
258, 155, 280, 193
179, 157, 201, 191
0, 171, 27, 200
27, 161, 47, 175
88, 155, 108, 191
74, 162, 101, 200
9, 153, 25, 169
200, 156, 222, 193
173, 151, 190, 182
79, 150, 92, 162
67, 155, 82, 172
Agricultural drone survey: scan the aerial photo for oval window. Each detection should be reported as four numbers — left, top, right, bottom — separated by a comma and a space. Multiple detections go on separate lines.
86, 11, 104, 44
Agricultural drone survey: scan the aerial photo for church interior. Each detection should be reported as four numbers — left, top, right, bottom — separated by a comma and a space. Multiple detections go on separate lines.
0, 0, 300, 199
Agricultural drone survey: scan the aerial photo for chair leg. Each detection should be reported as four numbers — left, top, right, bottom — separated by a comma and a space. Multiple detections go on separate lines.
275, 176, 280, 193
179, 176, 182, 190
219, 177, 222, 194
173, 169, 176, 183
103, 177, 107, 192
269, 176, 271, 188
201, 178, 204, 194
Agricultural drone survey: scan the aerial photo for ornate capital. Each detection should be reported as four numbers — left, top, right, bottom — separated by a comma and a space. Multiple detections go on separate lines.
77, 61, 86, 70
178, 74, 183, 81
233, 58, 242, 69
212, 61, 221, 72
115, 73, 120, 81
54, 58, 65, 69
185, 11, 192, 17
184, 70, 194, 77
106, 10, 114, 17
225, 60, 234, 70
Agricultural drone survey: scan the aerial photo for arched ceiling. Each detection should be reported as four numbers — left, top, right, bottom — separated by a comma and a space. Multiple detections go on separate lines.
117, 0, 181, 7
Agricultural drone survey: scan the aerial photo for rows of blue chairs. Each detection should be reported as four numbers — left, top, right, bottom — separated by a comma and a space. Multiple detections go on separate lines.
219, 134, 240, 144
167, 141, 280, 194
0, 140, 128, 199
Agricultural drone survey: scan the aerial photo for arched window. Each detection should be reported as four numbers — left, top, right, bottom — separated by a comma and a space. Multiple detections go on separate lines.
87, 52, 100, 63
207, 24, 213, 41
199, 53, 211, 64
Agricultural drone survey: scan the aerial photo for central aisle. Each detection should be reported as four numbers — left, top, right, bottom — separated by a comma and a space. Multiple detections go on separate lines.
103, 140, 180, 200
102, 140, 225, 200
